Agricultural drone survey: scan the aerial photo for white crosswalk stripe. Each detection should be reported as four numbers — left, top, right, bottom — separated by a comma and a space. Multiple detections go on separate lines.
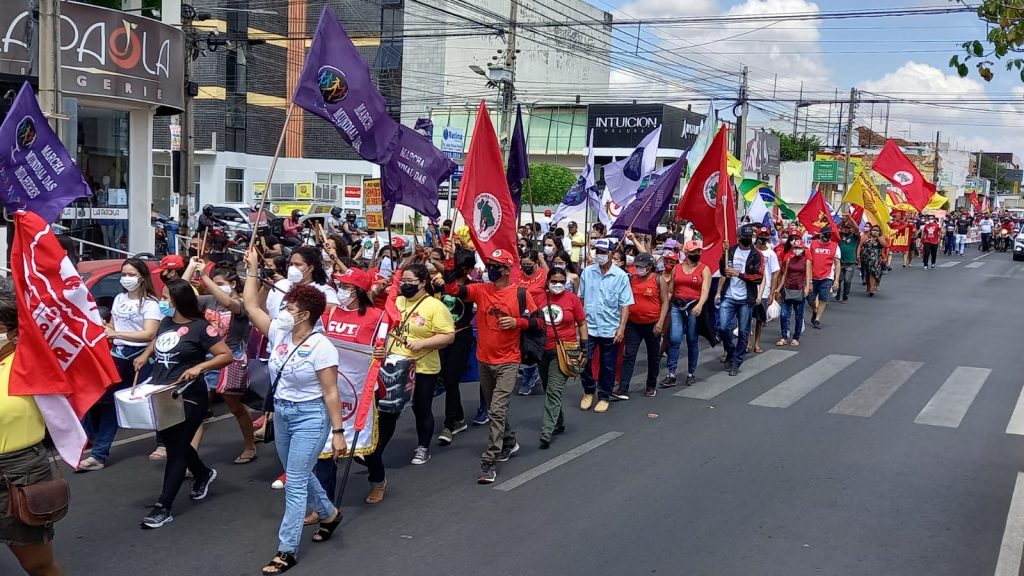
749, 354, 860, 409
828, 360, 923, 418
1005, 385, 1024, 435
936, 261, 959, 268
913, 367, 990, 428
675, 349, 797, 400
965, 261, 986, 268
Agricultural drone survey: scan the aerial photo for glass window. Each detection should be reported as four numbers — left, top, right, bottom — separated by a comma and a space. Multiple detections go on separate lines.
225, 167, 244, 203
153, 162, 171, 215
270, 183, 295, 199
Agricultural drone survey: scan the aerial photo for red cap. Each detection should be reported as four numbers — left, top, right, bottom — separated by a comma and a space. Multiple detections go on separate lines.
155, 254, 185, 272
662, 251, 679, 262
791, 239, 806, 249
391, 237, 406, 250
487, 249, 515, 267
334, 267, 371, 292
683, 240, 703, 253
544, 209, 552, 217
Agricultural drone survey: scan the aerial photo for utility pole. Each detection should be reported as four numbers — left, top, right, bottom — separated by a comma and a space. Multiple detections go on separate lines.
180, 2, 197, 228
735, 66, 748, 218
841, 87, 857, 205
497, 0, 518, 159
932, 131, 941, 185
37, 0, 62, 133
792, 81, 802, 137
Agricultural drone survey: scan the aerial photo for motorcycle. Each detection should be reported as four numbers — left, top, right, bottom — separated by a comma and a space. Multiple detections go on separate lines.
996, 229, 1012, 252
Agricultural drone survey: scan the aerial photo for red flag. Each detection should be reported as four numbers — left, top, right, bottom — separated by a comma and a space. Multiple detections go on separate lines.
457, 101, 519, 264
968, 191, 981, 212
850, 204, 865, 229
871, 140, 935, 212
675, 125, 736, 268
798, 190, 840, 238
10, 211, 119, 467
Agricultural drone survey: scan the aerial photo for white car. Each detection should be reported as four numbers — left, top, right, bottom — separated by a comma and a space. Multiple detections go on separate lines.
1014, 230, 1024, 261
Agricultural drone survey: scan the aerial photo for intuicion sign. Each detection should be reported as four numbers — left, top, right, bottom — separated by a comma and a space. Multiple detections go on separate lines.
0, 1, 185, 113
588, 104, 706, 152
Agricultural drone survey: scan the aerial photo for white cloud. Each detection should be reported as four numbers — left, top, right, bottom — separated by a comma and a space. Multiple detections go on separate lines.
616, 0, 718, 19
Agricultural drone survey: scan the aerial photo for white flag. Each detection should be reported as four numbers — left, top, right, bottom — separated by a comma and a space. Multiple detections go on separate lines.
746, 191, 773, 229
604, 126, 662, 205
553, 129, 598, 226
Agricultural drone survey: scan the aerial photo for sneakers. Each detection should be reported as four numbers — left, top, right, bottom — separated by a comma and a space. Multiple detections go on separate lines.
472, 407, 490, 426
478, 462, 497, 484
140, 505, 173, 529
727, 364, 739, 377
497, 442, 520, 462
553, 422, 566, 435
411, 446, 431, 465
438, 420, 468, 446
580, 393, 595, 411
644, 386, 656, 397
190, 468, 217, 501
594, 400, 610, 413
812, 319, 822, 330
610, 386, 629, 401
685, 374, 697, 386
77, 456, 105, 472
659, 374, 677, 388
271, 472, 286, 490
539, 433, 552, 449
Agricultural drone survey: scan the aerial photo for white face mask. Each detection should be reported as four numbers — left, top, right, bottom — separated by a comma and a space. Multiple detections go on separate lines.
287, 265, 305, 283
543, 246, 554, 256
275, 310, 297, 332
120, 276, 141, 292
793, 249, 804, 256
217, 284, 233, 295
338, 291, 355, 308
549, 283, 566, 295
626, 255, 635, 265
322, 250, 332, 262
596, 254, 609, 266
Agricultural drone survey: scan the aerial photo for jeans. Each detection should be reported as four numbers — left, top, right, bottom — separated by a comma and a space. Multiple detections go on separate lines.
412, 372, 438, 448
944, 234, 955, 255
440, 331, 474, 428
956, 233, 967, 255
923, 242, 938, 267
274, 397, 334, 555
479, 363, 518, 464
538, 350, 567, 436
620, 322, 660, 390
517, 364, 541, 394
364, 410, 399, 486
717, 298, 753, 367
85, 348, 152, 464
580, 336, 618, 400
982, 232, 992, 252
666, 302, 700, 377
157, 390, 210, 509
809, 278, 833, 303
779, 299, 805, 341
838, 264, 856, 299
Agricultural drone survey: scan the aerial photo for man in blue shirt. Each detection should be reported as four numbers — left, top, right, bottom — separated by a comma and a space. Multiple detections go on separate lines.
578, 238, 634, 413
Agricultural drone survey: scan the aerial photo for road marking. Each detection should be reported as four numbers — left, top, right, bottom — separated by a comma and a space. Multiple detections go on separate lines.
675, 350, 798, 400
493, 431, 623, 492
749, 354, 860, 409
966, 261, 986, 269
973, 251, 994, 261
111, 413, 236, 448
936, 261, 959, 268
828, 360, 923, 418
913, 366, 990, 428
995, 472, 1024, 576
1004, 385, 1024, 435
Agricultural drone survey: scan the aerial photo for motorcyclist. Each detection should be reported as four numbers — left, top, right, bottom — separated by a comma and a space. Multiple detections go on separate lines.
196, 204, 227, 236
342, 211, 361, 244
281, 209, 304, 247
327, 207, 344, 235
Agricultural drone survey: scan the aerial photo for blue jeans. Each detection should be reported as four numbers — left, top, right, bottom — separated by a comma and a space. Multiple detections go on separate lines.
779, 299, 805, 342
717, 298, 752, 367
580, 336, 618, 400
274, 397, 335, 555
809, 278, 833, 303
85, 347, 152, 464
666, 303, 700, 377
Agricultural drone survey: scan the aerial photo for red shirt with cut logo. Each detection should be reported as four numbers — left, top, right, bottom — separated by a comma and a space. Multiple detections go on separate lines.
922, 222, 941, 244
810, 240, 839, 280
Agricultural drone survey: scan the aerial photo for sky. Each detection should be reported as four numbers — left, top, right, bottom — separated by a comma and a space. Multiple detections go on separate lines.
597, 0, 1024, 158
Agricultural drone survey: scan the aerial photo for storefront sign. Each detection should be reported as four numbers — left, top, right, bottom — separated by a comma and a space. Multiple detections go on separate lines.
343, 186, 362, 210
588, 104, 662, 149
296, 182, 314, 200
252, 182, 265, 200
0, 1, 185, 112
169, 124, 181, 152
441, 126, 465, 153
363, 178, 384, 230
60, 207, 128, 219
814, 160, 838, 183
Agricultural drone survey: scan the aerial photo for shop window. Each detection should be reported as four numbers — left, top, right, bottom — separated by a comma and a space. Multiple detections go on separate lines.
153, 163, 171, 215
270, 183, 295, 200
225, 167, 244, 203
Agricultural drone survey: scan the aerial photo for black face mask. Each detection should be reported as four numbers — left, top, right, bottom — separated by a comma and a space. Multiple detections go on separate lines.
487, 265, 505, 282
521, 264, 535, 275
738, 238, 752, 248
687, 254, 701, 263
399, 283, 421, 298
821, 231, 832, 242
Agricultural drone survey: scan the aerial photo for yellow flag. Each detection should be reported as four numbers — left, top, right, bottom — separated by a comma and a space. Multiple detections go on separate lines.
844, 172, 891, 237
727, 153, 742, 178
926, 193, 949, 210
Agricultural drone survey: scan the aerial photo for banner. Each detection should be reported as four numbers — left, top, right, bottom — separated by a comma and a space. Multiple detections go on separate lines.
611, 157, 684, 235
382, 124, 454, 224
887, 224, 912, 253
325, 338, 382, 457
506, 104, 530, 212
363, 178, 384, 230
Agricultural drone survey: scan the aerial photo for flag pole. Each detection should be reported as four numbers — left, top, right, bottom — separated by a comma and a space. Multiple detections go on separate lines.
252, 102, 296, 248
527, 178, 537, 244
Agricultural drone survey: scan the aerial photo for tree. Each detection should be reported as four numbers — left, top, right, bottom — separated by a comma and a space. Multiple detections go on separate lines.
950, 1, 1024, 82
771, 130, 822, 162
527, 163, 577, 205
979, 154, 1011, 192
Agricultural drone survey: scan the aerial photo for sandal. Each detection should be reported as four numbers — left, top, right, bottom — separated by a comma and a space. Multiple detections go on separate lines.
775, 338, 787, 346
234, 451, 258, 465
148, 447, 166, 461
312, 509, 342, 543
790, 340, 800, 347
754, 346, 763, 354
365, 482, 387, 505
303, 511, 320, 526
254, 429, 265, 442
262, 552, 297, 575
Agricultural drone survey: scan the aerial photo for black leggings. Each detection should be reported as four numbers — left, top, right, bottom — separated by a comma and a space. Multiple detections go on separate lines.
412, 372, 438, 448
439, 331, 475, 428
923, 242, 938, 267
365, 410, 400, 484
158, 388, 210, 509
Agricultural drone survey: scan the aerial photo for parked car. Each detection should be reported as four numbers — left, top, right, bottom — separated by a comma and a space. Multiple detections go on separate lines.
1014, 229, 1024, 261
79, 258, 166, 322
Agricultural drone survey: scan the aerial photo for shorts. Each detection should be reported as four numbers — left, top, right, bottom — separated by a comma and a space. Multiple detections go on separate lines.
810, 278, 833, 302
0, 443, 56, 546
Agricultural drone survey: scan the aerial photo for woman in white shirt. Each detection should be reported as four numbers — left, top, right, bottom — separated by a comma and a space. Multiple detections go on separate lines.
265, 246, 338, 321
244, 249, 346, 576
79, 258, 161, 471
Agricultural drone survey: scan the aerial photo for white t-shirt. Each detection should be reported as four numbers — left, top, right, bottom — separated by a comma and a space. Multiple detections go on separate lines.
268, 326, 339, 403
758, 247, 780, 299
980, 218, 994, 233
110, 293, 162, 347
725, 247, 752, 301
266, 279, 339, 320
561, 237, 572, 253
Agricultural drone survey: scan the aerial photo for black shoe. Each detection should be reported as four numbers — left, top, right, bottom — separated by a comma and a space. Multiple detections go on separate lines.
478, 462, 497, 484
727, 364, 739, 377
498, 442, 520, 462
659, 374, 677, 388
685, 374, 697, 386
140, 504, 173, 529
553, 422, 566, 435
644, 386, 656, 397
539, 433, 551, 449
812, 320, 822, 330
610, 386, 629, 401
190, 468, 217, 501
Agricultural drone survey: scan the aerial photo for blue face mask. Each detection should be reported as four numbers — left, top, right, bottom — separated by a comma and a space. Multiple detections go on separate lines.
158, 300, 174, 318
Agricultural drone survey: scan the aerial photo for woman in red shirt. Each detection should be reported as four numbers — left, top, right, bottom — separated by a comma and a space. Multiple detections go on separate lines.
536, 267, 586, 448
776, 239, 812, 346
616, 253, 669, 398
660, 240, 711, 388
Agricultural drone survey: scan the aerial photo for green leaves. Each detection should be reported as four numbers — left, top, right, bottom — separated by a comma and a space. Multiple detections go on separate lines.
527, 163, 579, 205
952, 1, 1024, 82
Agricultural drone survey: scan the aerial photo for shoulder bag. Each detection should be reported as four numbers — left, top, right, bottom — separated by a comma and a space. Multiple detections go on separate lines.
780, 264, 805, 303
517, 288, 547, 366
4, 446, 69, 527
544, 294, 586, 377
377, 297, 426, 414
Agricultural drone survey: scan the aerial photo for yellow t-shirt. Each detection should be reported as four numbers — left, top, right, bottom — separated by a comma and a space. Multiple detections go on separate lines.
0, 352, 46, 454
570, 231, 586, 262
390, 295, 454, 375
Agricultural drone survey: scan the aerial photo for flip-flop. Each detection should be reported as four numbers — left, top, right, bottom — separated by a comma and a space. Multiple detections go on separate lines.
234, 452, 258, 465
790, 340, 800, 347
775, 339, 787, 346
148, 447, 166, 461
754, 346, 763, 354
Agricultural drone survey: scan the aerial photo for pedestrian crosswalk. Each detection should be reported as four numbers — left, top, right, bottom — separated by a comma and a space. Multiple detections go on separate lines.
671, 350, 1019, 434
932, 260, 987, 268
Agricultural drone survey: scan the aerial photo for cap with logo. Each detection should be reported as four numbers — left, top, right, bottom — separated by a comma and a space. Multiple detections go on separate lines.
334, 267, 371, 292
683, 240, 704, 253
155, 254, 185, 272
634, 253, 655, 269
487, 249, 515, 267
737, 224, 755, 240
594, 238, 616, 252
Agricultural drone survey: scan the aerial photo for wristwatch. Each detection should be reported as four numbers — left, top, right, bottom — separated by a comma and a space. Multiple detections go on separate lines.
332, 428, 345, 435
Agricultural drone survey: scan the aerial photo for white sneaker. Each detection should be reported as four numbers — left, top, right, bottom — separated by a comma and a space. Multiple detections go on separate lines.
77, 456, 105, 472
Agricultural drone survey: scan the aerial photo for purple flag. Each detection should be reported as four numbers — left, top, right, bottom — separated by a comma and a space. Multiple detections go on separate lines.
414, 118, 434, 139
611, 155, 685, 235
506, 104, 529, 214
0, 83, 90, 223
383, 124, 456, 224
293, 6, 399, 164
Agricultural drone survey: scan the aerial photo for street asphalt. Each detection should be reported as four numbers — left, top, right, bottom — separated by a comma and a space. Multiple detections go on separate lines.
4, 246, 1024, 576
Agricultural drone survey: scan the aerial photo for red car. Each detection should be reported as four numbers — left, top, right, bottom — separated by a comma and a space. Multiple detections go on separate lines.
79, 259, 166, 321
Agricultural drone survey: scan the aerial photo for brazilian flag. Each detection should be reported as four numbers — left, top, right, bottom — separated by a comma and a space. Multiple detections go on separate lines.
740, 179, 796, 220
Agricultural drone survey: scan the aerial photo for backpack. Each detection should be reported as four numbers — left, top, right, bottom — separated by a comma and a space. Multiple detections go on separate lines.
516, 287, 546, 366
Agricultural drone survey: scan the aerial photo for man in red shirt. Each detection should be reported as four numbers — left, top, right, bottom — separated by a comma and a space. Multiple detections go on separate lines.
808, 227, 840, 330
444, 246, 540, 484
920, 215, 942, 270
615, 252, 669, 398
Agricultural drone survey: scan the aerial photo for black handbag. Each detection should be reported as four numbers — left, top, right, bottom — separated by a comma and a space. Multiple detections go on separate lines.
782, 288, 805, 303
517, 288, 546, 366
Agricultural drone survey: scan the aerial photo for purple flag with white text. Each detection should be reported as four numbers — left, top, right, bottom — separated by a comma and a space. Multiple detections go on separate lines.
506, 104, 529, 213
293, 6, 399, 164
383, 124, 456, 224
0, 83, 90, 224
611, 155, 685, 235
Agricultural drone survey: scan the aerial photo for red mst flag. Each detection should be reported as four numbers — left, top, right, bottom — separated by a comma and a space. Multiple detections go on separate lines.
850, 204, 865, 229
798, 190, 840, 238
457, 101, 518, 264
675, 125, 736, 269
968, 191, 981, 213
871, 139, 935, 212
